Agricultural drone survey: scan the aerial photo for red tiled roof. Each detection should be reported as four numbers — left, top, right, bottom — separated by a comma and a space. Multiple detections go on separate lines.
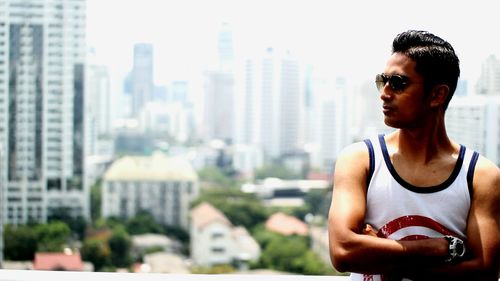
33, 252, 84, 271
265, 212, 309, 236
307, 171, 332, 181
190, 202, 231, 229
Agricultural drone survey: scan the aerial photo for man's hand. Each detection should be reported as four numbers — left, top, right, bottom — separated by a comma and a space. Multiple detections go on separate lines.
363, 224, 378, 237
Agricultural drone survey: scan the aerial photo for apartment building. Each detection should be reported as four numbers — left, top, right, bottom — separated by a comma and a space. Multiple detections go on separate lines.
0, 0, 88, 224
446, 95, 500, 166
101, 151, 199, 230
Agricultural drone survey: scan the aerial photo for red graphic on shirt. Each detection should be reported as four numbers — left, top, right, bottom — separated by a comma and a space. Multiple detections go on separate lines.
376, 215, 457, 239
363, 215, 461, 281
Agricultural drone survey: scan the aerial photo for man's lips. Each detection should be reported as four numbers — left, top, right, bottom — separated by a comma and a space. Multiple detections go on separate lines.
383, 105, 395, 113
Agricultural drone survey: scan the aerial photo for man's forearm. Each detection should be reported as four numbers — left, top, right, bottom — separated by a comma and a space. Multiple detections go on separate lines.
331, 233, 448, 274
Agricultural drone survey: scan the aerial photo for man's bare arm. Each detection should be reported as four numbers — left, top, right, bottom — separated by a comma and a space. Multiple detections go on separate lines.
408, 156, 500, 281
328, 142, 449, 275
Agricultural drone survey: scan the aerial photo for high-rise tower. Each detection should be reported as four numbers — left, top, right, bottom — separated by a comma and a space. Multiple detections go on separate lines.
0, 0, 88, 224
476, 55, 500, 96
238, 48, 301, 160
131, 43, 154, 118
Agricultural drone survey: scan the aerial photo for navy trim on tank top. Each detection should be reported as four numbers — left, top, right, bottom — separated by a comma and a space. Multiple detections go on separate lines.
363, 139, 375, 188
466, 151, 479, 199
378, 134, 465, 193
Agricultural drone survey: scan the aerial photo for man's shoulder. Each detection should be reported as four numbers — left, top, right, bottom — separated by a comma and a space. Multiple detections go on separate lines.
339, 141, 371, 159
472, 154, 500, 198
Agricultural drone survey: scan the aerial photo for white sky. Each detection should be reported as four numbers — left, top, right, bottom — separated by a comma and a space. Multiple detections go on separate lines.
86, 0, 500, 90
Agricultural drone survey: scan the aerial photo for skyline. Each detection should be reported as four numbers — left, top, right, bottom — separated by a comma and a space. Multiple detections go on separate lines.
87, 0, 500, 92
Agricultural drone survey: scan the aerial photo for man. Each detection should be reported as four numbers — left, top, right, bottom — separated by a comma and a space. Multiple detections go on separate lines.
328, 30, 500, 281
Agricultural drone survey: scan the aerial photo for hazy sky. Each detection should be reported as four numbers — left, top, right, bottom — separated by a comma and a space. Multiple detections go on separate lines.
86, 0, 500, 90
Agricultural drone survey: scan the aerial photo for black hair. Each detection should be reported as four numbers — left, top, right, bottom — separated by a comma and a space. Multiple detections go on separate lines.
392, 30, 460, 109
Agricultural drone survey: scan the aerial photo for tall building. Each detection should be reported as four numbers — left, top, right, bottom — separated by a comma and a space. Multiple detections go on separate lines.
202, 23, 235, 144
86, 51, 112, 156
203, 71, 234, 143
476, 55, 500, 96
236, 48, 301, 160
131, 43, 154, 117
217, 22, 233, 71
306, 74, 351, 171
446, 95, 500, 165
0, 0, 88, 224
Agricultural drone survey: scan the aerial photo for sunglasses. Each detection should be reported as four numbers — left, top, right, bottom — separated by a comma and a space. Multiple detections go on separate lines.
375, 73, 421, 92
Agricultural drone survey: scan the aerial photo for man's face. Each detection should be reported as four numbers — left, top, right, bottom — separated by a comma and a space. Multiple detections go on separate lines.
378, 53, 429, 129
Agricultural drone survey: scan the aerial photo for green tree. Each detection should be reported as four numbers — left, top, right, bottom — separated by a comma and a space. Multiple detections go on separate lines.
80, 238, 111, 271
252, 225, 283, 249
3, 225, 38, 260
48, 208, 87, 241
254, 164, 301, 180
304, 189, 332, 217
163, 224, 189, 244
34, 221, 71, 252
300, 250, 336, 275
108, 227, 132, 268
197, 166, 237, 188
125, 210, 163, 235
91, 179, 102, 221
191, 187, 268, 230
259, 235, 309, 273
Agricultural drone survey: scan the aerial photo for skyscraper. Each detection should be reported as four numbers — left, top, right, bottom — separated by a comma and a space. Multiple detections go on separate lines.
476, 55, 500, 96
446, 95, 500, 166
0, 0, 88, 224
86, 50, 112, 156
238, 48, 301, 160
131, 43, 154, 118
203, 71, 234, 143
217, 22, 233, 72
202, 23, 235, 144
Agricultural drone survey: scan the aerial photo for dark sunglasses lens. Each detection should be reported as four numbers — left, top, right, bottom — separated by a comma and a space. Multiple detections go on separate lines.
389, 76, 406, 91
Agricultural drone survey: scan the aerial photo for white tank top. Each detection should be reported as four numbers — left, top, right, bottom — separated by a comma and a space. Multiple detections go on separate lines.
350, 134, 479, 281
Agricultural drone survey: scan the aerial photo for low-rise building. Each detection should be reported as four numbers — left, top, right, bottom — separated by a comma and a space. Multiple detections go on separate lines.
131, 233, 182, 258
265, 212, 309, 236
141, 252, 190, 273
190, 202, 260, 267
241, 178, 329, 207
101, 151, 199, 230
33, 252, 93, 272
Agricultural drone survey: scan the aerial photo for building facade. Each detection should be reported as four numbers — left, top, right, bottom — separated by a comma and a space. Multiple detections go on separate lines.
190, 202, 260, 267
131, 43, 154, 118
101, 151, 199, 230
476, 55, 500, 96
235, 48, 301, 161
0, 0, 88, 224
446, 95, 500, 166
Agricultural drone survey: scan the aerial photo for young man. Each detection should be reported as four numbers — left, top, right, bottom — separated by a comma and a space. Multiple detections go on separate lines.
328, 30, 500, 281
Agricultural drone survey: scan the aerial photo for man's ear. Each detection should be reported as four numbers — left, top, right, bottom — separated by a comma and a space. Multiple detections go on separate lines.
429, 85, 449, 108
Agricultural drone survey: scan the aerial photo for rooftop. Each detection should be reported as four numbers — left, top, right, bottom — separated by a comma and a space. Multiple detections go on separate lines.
190, 202, 231, 229
103, 151, 198, 182
265, 212, 309, 236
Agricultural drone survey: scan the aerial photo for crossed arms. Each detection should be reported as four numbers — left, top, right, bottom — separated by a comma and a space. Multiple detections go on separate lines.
328, 142, 500, 280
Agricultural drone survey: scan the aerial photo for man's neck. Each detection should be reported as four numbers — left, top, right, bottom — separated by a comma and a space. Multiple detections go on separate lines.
389, 116, 457, 164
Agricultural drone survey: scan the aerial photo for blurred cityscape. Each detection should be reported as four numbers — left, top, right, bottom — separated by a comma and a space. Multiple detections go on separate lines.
0, 0, 499, 275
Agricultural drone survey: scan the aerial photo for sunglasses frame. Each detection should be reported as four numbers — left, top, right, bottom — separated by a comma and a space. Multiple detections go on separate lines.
375, 73, 411, 92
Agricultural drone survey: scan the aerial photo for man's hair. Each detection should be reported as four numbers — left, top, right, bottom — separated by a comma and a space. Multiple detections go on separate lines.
392, 30, 460, 110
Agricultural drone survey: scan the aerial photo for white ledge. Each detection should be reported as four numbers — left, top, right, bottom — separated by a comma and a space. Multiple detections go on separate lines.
0, 270, 349, 281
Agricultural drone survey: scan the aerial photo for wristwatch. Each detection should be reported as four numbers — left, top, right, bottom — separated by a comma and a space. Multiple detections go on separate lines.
444, 235, 466, 263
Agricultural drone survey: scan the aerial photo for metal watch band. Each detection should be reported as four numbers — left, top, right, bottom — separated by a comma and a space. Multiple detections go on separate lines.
444, 235, 466, 263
